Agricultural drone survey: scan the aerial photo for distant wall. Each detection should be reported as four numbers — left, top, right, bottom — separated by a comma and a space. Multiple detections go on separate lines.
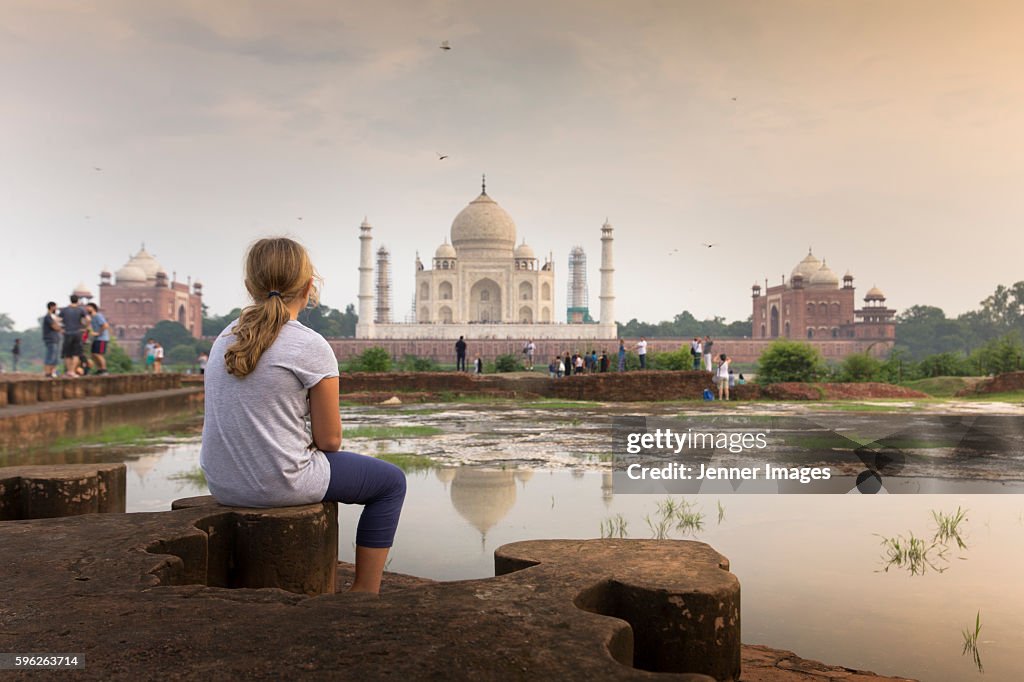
328, 337, 895, 364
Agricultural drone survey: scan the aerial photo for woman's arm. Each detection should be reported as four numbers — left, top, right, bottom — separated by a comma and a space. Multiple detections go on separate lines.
309, 376, 342, 452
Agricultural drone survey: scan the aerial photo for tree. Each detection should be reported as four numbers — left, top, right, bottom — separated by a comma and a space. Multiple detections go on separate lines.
0, 313, 14, 333
346, 347, 392, 372
757, 341, 826, 384
203, 308, 242, 337
969, 333, 1024, 375
142, 321, 195, 354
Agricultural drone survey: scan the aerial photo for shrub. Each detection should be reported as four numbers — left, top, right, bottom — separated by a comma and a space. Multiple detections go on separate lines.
346, 347, 392, 372
648, 348, 691, 370
493, 354, 522, 373
757, 340, 826, 384
105, 340, 134, 374
969, 333, 1023, 375
397, 355, 439, 372
913, 352, 973, 378
837, 352, 883, 382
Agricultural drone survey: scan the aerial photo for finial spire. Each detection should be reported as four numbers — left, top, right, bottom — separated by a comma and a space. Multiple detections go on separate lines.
481, 173, 487, 195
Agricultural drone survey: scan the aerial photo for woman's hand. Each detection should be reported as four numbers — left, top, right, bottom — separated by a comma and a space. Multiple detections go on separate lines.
309, 376, 341, 452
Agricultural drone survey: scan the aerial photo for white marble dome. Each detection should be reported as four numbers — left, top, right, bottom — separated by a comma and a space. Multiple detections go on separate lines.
809, 261, 839, 288
450, 191, 517, 254
115, 264, 146, 284
124, 247, 163, 280
790, 250, 822, 282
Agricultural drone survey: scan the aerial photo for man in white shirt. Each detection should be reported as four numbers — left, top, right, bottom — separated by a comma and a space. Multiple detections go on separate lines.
636, 337, 648, 370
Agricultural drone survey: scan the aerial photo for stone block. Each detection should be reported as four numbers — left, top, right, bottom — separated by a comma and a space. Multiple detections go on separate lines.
0, 463, 126, 520
8, 380, 39, 405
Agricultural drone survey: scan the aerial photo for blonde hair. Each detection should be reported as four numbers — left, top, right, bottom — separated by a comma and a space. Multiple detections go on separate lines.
224, 237, 319, 377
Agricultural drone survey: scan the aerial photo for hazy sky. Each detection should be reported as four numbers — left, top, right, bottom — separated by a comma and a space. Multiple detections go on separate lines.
3, 1, 1023, 330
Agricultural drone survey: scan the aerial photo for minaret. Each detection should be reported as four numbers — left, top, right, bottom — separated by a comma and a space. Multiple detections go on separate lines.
375, 246, 392, 324
599, 218, 615, 333
356, 217, 375, 338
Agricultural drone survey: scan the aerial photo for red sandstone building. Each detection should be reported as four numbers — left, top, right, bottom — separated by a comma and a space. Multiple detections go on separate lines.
751, 250, 895, 347
98, 246, 203, 356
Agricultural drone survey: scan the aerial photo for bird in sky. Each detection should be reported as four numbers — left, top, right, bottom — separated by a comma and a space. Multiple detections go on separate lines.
701, 243, 719, 249
440, 40, 451, 51
437, 152, 449, 161
668, 248, 680, 256
731, 97, 737, 101
297, 216, 303, 221
93, 167, 102, 171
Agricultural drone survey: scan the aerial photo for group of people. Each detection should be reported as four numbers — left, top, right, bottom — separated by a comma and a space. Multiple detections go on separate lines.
142, 339, 166, 373
548, 349, 610, 378
689, 336, 745, 400
40, 295, 111, 378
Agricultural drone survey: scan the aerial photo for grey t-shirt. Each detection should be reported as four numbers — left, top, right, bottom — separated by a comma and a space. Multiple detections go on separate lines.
200, 320, 339, 507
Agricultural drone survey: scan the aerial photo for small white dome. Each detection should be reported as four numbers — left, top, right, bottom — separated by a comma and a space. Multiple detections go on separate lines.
72, 281, 93, 298
514, 240, 535, 259
435, 240, 457, 259
866, 285, 886, 300
809, 261, 839, 288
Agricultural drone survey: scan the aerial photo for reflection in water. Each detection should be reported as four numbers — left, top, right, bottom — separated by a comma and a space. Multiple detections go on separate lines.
448, 468, 517, 545
961, 611, 984, 673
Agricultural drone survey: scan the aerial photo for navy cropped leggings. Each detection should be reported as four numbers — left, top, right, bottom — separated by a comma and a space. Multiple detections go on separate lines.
322, 451, 406, 548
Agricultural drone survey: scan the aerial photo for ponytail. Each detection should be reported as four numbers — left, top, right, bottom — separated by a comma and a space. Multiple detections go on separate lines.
224, 238, 317, 377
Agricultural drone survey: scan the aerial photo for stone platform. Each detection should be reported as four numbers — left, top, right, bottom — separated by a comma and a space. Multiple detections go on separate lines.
0, 468, 914, 681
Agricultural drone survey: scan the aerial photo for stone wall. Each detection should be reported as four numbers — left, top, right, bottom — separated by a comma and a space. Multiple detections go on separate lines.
1, 374, 182, 407
0, 386, 203, 451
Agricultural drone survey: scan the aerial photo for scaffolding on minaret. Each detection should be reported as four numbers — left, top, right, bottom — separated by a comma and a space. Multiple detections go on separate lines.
567, 246, 592, 323
404, 294, 417, 323
375, 246, 392, 324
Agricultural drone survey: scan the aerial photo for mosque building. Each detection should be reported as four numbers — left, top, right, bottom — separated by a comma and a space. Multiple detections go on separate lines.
355, 177, 616, 340
751, 249, 895, 343
97, 246, 204, 354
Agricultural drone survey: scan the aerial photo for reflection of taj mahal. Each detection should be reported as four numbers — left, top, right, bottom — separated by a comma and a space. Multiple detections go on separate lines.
355, 177, 616, 340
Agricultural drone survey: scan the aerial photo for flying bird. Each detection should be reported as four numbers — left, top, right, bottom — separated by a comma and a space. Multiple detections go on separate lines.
668, 248, 680, 256
297, 216, 303, 221
93, 167, 103, 171
701, 242, 719, 249
731, 97, 737, 101
437, 152, 449, 161
439, 40, 451, 51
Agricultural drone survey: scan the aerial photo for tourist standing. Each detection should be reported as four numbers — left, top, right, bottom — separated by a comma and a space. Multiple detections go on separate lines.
42, 302, 62, 377
717, 354, 731, 401
523, 340, 535, 370
153, 342, 164, 373
599, 351, 609, 373
574, 353, 585, 375
455, 336, 467, 372
200, 237, 405, 594
703, 336, 714, 372
58, 294, 88, 377
474, 356, 483, 374
144, 338, 157, 373
617, 339, 626, 372
11, 339, 21, 372
556, 356, 565, 378
589, 350, 598, 373
691, 337, 703, 371
636, 337, 648, 370
548, 357, 558, 379
563, 352, 572, 378
86, 303, 110, 374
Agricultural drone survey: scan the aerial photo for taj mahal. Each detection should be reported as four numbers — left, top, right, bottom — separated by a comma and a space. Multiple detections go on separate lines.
355, 177, 616, 340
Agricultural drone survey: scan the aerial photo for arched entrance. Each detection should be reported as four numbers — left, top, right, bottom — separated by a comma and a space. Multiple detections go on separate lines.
470, 278, 502, 323
770, 305, 780, 338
